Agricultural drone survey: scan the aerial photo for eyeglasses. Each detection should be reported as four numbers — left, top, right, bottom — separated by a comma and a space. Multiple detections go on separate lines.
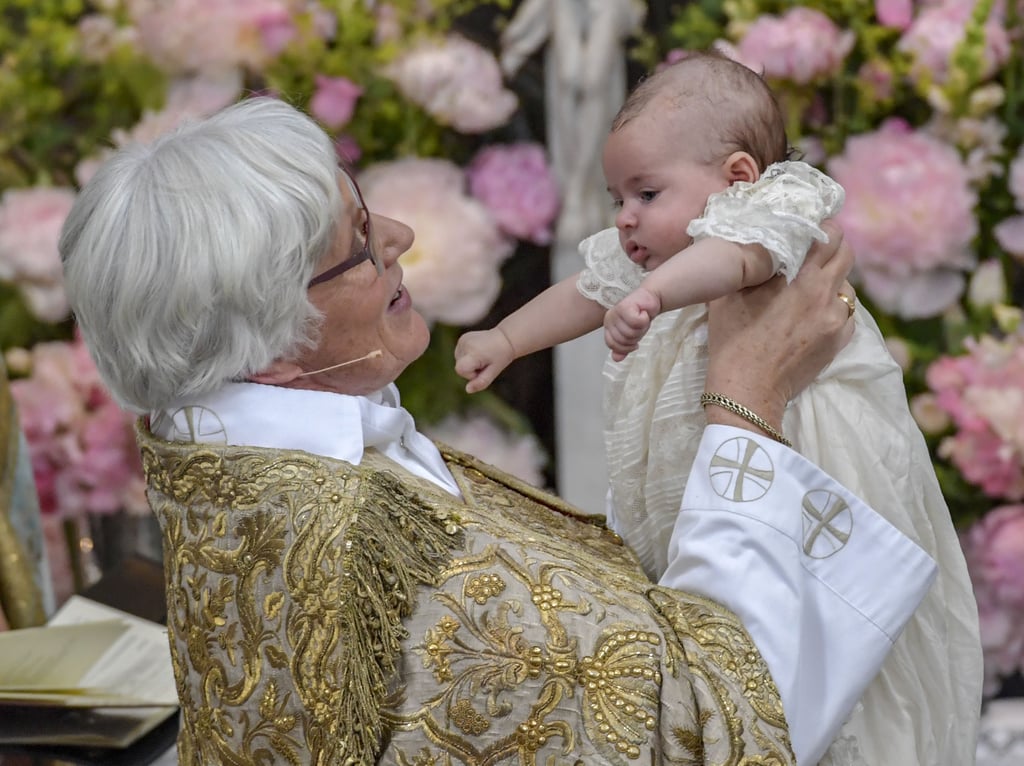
307, 169, 383, 288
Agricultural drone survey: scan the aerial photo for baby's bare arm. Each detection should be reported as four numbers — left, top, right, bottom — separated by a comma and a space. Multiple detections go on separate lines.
455, 273, 605, 392
641, 238, 775, 316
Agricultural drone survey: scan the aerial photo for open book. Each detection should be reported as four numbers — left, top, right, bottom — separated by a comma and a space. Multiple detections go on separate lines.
0, 595, 178, 748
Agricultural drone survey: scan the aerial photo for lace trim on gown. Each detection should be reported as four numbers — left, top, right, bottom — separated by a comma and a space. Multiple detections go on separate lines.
687, 160, 845, 282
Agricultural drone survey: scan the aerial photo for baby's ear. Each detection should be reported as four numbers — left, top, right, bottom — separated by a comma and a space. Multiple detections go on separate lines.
723, 151, 759, 184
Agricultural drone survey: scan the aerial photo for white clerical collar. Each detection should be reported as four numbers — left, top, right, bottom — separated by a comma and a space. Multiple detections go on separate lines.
150, 381, 460, 495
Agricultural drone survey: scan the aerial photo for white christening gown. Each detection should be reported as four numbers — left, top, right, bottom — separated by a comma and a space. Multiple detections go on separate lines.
577, 161, 982, 766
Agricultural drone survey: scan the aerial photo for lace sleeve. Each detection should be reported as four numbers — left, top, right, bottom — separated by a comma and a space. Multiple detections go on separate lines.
686, 160, 845, 282
575, 227, 645, 309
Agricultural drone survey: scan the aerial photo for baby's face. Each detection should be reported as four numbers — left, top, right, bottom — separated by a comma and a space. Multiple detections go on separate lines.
602, 109, 731, 271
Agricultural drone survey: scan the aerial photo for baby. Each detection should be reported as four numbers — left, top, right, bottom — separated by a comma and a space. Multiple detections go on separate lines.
455, 52, 981, 766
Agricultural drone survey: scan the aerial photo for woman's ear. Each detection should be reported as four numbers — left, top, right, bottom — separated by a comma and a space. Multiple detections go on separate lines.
723, 151, 759, 184
249, 359, 304, 385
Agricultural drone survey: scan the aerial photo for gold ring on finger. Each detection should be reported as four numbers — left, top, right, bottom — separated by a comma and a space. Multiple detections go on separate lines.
837, 292, 855, 318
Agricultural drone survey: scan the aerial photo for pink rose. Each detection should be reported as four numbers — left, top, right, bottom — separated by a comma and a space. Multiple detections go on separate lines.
964, 506, 1024, 607
310, 75, 363, 129
467, 143, 560, 245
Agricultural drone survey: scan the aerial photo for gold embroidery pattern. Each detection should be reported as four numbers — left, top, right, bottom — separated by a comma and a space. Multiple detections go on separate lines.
138, 429, 793, 765
138, 425, 461, 766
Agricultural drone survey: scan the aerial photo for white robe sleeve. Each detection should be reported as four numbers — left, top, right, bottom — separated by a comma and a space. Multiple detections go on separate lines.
659, 424, 937, 766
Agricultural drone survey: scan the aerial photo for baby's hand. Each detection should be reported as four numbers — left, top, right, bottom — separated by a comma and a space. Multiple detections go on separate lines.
454, 329, 516, 393
605, 288, 661, 362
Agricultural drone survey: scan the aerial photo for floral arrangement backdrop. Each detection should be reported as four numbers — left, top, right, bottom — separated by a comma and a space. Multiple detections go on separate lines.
637, 0, 1024, 696
2, 0, 1024, 696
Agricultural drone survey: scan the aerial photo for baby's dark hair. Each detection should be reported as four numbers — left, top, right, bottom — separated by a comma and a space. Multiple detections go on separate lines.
612, 50, 789, 171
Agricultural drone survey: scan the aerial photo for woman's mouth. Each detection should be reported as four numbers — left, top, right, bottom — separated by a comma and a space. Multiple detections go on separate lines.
389, 284, 410, 310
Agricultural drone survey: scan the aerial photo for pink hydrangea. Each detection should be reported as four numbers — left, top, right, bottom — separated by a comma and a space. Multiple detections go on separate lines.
9, 336, 148, 519
467, 143, 560, 245
828, 119, 977, 318
926, 333, 1024, 499
962, 506, 1024, 694
383, 34, 518, 133
310, 75, 363, 129
358, 158, 514, 325
424, 412, 547, 487
897, 0, 1011, 86
0, 186, 77, 322
720, 7, 854, 84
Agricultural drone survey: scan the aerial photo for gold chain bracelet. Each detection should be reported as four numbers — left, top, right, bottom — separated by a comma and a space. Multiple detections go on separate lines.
700, 392, 792, 448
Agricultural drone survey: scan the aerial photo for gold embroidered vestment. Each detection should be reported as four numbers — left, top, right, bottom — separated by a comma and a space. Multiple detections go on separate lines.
137, 425, 793, 765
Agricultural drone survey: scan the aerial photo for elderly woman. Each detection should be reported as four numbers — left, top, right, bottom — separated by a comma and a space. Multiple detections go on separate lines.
60, 98, 934, 766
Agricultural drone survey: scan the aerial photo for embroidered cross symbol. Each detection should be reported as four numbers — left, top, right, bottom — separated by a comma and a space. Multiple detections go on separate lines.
709, 437, 774, 502
168, 406, 228, 444
802, 490, 853, 559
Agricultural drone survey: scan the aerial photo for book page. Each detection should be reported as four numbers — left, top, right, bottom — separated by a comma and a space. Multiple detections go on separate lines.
0, 621, 127, 693
48, 595, 178, 706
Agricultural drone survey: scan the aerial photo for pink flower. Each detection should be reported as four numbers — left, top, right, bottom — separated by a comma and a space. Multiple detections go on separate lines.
828, 119, 977, 318
310, 75, 363, 129
383, 34, 518, 133
875, 0, 913, 29
927, 334, 1024, 499
467, 143, 560, 245
359, 158, 514, 325
126, 0, 307, 74
995, 216, 1024, 259
0, 186, 76, 322
723, 8, 855, 84
897, 0, 1011, 86
424, 412, 547, 487
1009, 148, 1024, 211
963, 507, 1024, 693
10, 336, 147, 518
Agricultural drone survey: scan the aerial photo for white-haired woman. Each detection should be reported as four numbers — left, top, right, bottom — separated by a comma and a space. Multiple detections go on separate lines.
60, 98, 935, 766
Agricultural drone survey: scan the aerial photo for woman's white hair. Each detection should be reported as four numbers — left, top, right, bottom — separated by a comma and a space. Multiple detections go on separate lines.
60, 97, 341, 413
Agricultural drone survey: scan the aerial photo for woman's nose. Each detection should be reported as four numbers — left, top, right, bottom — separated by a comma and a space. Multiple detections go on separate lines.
371, 213, 414, 267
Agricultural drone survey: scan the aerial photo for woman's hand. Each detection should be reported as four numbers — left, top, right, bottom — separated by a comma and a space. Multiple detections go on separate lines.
704, 221, 856, 435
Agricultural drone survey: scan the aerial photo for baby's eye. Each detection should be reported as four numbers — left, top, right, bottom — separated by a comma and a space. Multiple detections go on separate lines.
639, 190, 658, 203
609, 198, 623, 210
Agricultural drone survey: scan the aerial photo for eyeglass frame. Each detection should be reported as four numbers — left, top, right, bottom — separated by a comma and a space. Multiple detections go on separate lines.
307, 168, 383, 289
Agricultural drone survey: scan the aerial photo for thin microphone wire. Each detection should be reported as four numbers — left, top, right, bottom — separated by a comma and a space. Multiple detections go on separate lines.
295, 349, 383, 377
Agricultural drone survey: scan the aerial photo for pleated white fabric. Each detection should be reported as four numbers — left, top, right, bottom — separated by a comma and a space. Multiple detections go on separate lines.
579, 221, 982, 764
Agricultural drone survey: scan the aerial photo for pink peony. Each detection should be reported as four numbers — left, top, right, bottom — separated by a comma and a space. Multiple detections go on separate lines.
828, 119, 977, 318
875, 0, 913, 29
963, 507, 1024, 694
897, 0, 1011, 86
383, 34, 518, 133
310, 75, 363, 129
927, 334, 1024, 499
9, 336, 148, 519
0, 186, 77, 322
722, 8, 855, 84
424, 412, 547, 488
467, 143, 560, 245
358, 158, 514, 325
995, 216, 1024, 259
1009, 148, 1024, 211
126, 0, 323, 74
